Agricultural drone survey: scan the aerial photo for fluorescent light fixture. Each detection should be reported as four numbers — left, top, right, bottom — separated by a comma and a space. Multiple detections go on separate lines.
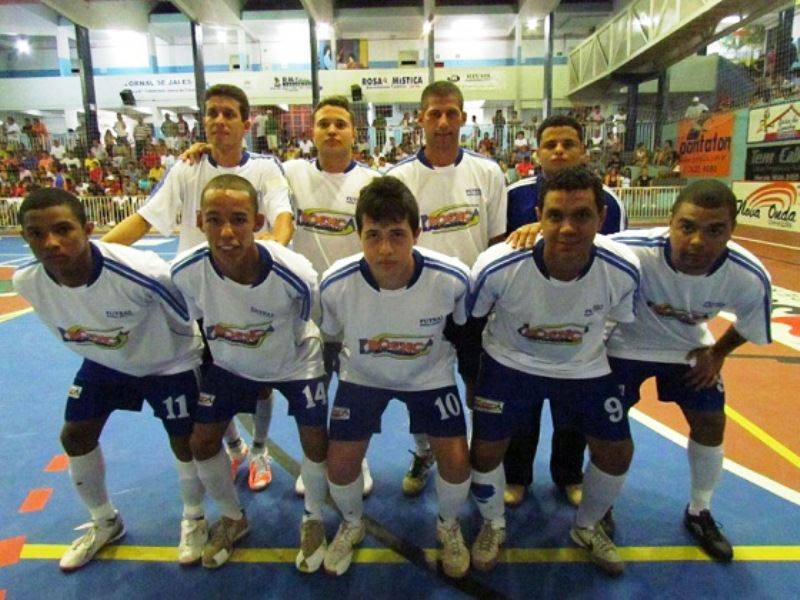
316, 22, 332, 39
216, 29, 227, 43
16, 38, 30, 54
422, 20, 432, 36
527, 18, 538, 29
720, 15, 742, 26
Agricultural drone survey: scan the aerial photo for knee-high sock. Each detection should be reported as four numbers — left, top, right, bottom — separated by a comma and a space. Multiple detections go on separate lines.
436, 472, 471, 525
688, 439, 723, 513
252, 393, 273, 452
195, 449, 242, 520
223, 420, 241, 446
471, 465, 506, 529
328, 473, 364, 524
413, 432, 430, 454
301, 456, 327, 522
575, 461, 626, 529
69, 445, 115, 521
174, 457, 205, 520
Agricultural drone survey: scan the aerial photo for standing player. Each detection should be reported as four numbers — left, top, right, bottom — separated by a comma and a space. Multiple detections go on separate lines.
14, 188, 205, 570
171, 174, 329, 571
607, 179, 772, 562
468, 167, 640, 576
503, 114, 628, 508
320, 177, 472, 578
284, 95, 378, 496
387, 81, 506, 497
104, 84, 293, 490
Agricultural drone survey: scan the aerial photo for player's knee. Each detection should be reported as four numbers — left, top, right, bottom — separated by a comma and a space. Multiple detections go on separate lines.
299, 426, 328, 463
687, 410, 725, 446
60, 422, 99, 456
169, 434, 193, 462
189, 426, 221, 461
589, 438, 633, 476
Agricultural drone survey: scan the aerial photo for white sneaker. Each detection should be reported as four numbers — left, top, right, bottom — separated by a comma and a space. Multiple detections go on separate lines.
227, 440, 250, 481
295, 519, 327, 573
178, 517, 208, 566
570, 524, 624, 576
470, 520, 506, 572
436, 520, 469, 578
362, 459, 374, 497
323, 520, 366, 576
295, 474, 306, 497
59, 511, 126, 572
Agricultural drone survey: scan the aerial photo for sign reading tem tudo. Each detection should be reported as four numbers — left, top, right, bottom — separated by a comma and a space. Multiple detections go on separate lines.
731, 181, 800, 233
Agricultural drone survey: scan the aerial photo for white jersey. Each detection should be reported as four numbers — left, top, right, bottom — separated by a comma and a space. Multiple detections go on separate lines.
171, 240, 323, 382
13, 241, 202, 377
139, 152, 292, 253
607, 227, 772, 363
470, 236, 640, 379
320, 247, 470, 391
284, 158, 379, 276
387, 148, 507, 266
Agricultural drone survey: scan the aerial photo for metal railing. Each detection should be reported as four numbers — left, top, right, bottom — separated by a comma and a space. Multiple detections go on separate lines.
617, 186, 680, 225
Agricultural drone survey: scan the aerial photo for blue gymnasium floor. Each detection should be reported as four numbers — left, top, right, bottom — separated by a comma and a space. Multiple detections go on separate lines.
1, 235, 799, 599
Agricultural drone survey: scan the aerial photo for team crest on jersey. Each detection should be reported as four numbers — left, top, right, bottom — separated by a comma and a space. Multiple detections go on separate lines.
58, 326, 129, 349
330, 406, 350, 420
198, 392, 215, 407
296, 208, 356, 235
474, 397, 503, 414
67, 385, 83, 399
420, 204, 479, 233
647, 301, 709, 325
205, 322, 274, 347
359, 334, 434, 359
517, 323, 588, 344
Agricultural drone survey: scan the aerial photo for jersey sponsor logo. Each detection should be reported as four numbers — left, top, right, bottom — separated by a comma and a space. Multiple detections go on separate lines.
583, 303, 605, 317
205, 322, 274, 347
419, 315, 443, 327
647, 301, 710, 325
250, 307, 274, 319
58, 325, 129, 349
198, 392, 215, 407
105, 310, 134, 319
358, 334, 434, 359
474, 397, 503, 414
465, 188, 482, 197
68, 385, 83, 399
517, 323, 588, 344
420, 204, 479, 233
296, 208, 356, 235
330, 406, 350, 420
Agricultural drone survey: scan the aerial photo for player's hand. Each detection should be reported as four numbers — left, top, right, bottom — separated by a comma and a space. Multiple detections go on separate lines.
180, 142, 211, 165
684, 346, 724, 391
505, 223, 541, 249
255, 231, 278, 242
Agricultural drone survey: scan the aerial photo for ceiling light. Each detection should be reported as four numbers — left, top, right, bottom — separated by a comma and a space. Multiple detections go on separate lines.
16, 38, 30, 54
216, 29, 227, 43
527, 18, 538, 29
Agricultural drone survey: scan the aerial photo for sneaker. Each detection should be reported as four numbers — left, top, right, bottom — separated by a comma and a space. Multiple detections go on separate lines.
599, 508, 616, 541
503, 484, 526, 508
178, 517, 208, 567
248, 451, 273, 492
436, 520, 469, 578
202, 513, 250, 569
323, 520, 366, 576
295, 474, 306, 497
362, 459, 374, 497
296, 519, 327, 573
563, 483, 583, 507
227, 440, 250, 481
401, 450, 435, 497
59, 511, 126, 572
570, 524, 624, 577
470, 520, 506, 572
683, 506, 733, 562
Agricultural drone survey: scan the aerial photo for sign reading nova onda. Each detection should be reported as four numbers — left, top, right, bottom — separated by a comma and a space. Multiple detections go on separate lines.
677, 111, 734, 177
732, 181, 800, 233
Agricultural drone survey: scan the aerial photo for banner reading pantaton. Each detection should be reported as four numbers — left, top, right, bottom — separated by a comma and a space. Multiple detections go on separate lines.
678, 111, 734, 177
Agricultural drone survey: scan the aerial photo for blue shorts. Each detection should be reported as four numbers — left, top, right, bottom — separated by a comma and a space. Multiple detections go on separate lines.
66, 359, 198, 436
329, 381, 467, 441
608, 357, 725, 411
195, 364, 327, 427
472, 354, 631, 442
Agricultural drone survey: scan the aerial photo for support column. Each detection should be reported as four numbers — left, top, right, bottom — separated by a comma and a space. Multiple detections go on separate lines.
654, 69, 669, 149
56, 20, 72, 77
514, 17, 522, 113
147, 31, 159, 74
542, 12, 554, 119
309, 17, 320, 107
237, 29, 248, 71
191, 21, 207, 139
74, 24, 98, 148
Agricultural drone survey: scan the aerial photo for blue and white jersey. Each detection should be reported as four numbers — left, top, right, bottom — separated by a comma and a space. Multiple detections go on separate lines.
171, 240, 323, 382
506, 174, 627, 234
470, 235, 640, 379
284, 158, 379, 277
320, 247, 470, 391
607, 227, 772, 363
13, 241, 202, 376
139, 152, 292, 253
387, 148, 507, 266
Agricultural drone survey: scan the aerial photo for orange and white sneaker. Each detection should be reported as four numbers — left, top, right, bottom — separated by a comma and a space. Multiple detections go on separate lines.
248, 450, 273, 491
227, 440, 250, 481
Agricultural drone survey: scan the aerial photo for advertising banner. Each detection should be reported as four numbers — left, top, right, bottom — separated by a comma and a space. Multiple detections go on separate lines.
677, 111, 734, 177
746, 144, 800, 181
732, 180, 800, 233
747, 102, 800, 143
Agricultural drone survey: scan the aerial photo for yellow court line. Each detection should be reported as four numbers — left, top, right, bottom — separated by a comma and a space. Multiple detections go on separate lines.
725, 404, 800, 470
0, 307, 32, 324
19, 544, 800, 564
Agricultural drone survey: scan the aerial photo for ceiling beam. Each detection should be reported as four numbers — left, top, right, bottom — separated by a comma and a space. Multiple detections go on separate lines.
299, 0, 333, 25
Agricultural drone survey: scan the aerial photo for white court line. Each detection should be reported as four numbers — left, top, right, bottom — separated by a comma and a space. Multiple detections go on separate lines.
0, 307, 32, 323
630, 408, 800, 507
733, 235, 800, 252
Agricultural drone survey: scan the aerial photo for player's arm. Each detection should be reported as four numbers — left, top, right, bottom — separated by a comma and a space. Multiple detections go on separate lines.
505, 222, 541, 249
684, 325, 747, 391
102, 213, 153, 245
256, 211, 294, 246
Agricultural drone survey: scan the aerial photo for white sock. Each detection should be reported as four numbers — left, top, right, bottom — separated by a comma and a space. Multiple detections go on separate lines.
174, 457, 205, 520
301, 456, 327, 522
471, 465, 506, 529
575, 461, 626, 529
436, 472, 471, 524
69, 445, 116, 521
195, 449, 242, 520
328, 473, 364, 524
252, 392, 273, 451
224, 420, 241, 446
413, 433, 431, 455
688, 439, 723, 514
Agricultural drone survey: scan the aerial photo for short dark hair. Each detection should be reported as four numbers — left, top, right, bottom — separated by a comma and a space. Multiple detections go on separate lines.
672, 179, 737, 224
538, 166, 604, 214
420, 81, 464, 111
204, 84, 250, 121
19, 188, 86, 226
355, 176, 419, 234
536, 115, 584, 145
313, 95, 355, 126
201, 174, 258, 214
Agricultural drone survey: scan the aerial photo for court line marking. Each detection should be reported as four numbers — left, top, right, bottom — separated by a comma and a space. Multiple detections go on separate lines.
724, 405, 800, 470
733, 235, 800, 252
0, 308, 32, 324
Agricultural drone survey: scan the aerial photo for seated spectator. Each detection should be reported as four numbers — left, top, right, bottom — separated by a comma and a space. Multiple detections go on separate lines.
620, 167, 632, 188
478, 132, 495, 157
635, 165, 654, 187
603, 166, 621, 188
632, 143, 650, 167
515, 153, 534, 178
684, 96, 709, 119
606, 151, 623, 172
512, 131, 530, 161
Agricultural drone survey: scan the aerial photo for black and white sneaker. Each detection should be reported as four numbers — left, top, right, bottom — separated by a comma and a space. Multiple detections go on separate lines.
684, 506, 733, 562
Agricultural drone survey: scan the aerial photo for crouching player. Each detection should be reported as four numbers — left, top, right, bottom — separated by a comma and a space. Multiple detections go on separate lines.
170, 174, 329, 571
468, 167, 640, 576
13, 188, 205, 571
607, 179, 772, 562
320, 176, 472, 578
